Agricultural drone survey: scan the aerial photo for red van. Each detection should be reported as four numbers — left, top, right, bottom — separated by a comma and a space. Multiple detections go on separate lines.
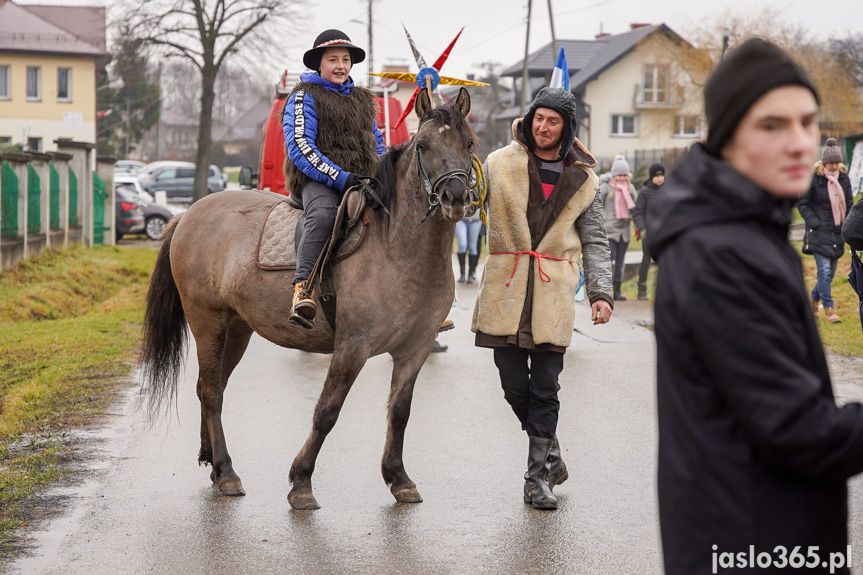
247, 80, 410, 196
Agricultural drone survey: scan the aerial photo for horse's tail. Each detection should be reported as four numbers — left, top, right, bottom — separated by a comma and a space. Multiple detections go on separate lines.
140, 214, 187, 417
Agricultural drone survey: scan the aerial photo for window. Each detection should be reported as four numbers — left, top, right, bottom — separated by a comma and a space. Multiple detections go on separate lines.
176, 167, 195, 178
0, 136, 11, 144
643, 64, 669, 104
674, 115, 700, 137
26, 137, 42, 151
0, 66, 9, 99
611, 114, 638, 137
57, 67, 71, 101
26, 66, 41, 100
156, 169, 177, 181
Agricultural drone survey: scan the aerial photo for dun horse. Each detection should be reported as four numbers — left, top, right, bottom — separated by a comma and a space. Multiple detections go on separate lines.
140, 88, 476, 509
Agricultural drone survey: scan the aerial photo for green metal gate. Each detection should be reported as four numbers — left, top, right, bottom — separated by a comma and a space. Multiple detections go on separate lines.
27, 165, 41, 234
92, 172, 106, 245
68, 167, 78, 227
1, 161, 18, 238
49, 165, 60, 228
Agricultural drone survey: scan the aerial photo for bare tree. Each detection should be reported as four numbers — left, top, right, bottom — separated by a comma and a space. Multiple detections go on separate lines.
123, 0, 304, 202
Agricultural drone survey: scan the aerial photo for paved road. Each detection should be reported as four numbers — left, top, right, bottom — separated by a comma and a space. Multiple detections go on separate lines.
6, 263, 863, 575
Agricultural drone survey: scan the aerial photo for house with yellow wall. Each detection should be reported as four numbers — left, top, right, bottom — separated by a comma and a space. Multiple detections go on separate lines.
0, 0, 108, 152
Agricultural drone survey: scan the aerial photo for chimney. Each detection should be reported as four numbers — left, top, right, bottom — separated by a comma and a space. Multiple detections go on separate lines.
596, 32, 611, 39
630, 23, 650, 30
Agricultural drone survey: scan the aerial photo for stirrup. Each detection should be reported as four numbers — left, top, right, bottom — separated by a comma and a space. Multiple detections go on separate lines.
438, 318, 455, 333
290, 282, 316, 329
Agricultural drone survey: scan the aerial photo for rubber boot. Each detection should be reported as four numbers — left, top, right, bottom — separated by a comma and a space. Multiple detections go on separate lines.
637, 282, 649, 301
523, 436, 558, 510
613, 281, 627, 301
457, 252, 467, 283
431, 339, 448, 353
546, 435, 568, 490
467, 254, 479, 284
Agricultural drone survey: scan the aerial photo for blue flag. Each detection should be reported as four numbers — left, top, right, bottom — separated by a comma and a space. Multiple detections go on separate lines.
549, 47, 569, 91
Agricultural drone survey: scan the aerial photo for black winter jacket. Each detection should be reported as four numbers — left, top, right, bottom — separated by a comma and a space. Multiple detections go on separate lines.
647, 144, 863, 575
798, 163, 853, 258
632, 179, 661, 232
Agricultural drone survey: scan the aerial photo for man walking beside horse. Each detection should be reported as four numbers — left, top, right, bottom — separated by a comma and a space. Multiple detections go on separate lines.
472, 87, 614, 510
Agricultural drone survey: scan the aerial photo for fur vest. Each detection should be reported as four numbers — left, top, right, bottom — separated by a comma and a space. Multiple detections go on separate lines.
472, 123, 599, 348
283, 81, 380, 199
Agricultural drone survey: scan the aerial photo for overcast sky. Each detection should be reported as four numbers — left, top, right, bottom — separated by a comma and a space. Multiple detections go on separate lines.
17, 0, 861, 85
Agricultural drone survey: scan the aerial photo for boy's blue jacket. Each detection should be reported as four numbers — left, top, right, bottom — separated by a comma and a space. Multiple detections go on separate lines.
283, 72, 386, 192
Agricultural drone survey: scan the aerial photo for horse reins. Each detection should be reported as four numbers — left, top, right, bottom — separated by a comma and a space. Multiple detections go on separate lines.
360, 117, 480, 228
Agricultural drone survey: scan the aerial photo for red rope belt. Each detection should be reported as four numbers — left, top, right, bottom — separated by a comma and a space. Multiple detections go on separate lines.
490, 250, 575, 286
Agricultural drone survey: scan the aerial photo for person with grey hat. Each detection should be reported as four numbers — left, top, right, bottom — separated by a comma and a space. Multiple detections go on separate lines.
647, 38, 863, 575
632, 163, 664, 300
599, 154, 638, 300
798, 137, 853, 323
472, 87, 613, 510
282, 29, 386, 329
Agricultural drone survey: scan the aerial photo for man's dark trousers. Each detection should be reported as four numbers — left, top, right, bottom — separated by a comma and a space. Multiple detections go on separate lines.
493, 347, 564, 439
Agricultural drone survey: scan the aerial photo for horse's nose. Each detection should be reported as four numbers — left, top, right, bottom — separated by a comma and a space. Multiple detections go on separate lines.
439, 179, 468, 210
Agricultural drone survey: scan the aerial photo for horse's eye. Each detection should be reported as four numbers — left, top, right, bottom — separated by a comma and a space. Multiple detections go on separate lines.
416, 142, 426, 152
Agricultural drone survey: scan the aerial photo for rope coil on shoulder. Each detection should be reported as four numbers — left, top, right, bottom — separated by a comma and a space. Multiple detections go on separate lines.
468, 153, 488, 226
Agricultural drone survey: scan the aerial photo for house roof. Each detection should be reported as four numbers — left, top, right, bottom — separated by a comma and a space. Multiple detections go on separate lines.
212, 97, 271, 142
501, 24, 687, 93
160, 109, 199, 128
22, 4, 106, 52
0, 0, 107, 58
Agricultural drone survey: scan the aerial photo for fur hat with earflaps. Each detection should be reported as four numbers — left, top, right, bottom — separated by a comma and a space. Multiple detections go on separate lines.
821, 138, 843, 164
303, 29, 366, 71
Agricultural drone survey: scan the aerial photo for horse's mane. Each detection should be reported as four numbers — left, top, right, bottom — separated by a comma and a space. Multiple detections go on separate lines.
374, 105, 477, 222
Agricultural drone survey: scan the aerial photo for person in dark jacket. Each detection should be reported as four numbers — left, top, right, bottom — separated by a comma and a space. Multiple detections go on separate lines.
647, 38, 863, 575
632, 162, 664, 300
282, 29, 386, 328
798, 138, 854, 323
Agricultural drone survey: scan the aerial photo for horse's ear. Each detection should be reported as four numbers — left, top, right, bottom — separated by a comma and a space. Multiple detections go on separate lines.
415, 88, 432, 119
455, 87, 471, 118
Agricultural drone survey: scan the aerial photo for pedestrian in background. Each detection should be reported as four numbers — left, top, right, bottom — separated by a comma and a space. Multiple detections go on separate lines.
798, 137, 853, 323
648, 38, 863, 575
632, 162, 664, 300
473, 87, 613, 510
455, 210, 482, 284
599, 155, 638, 301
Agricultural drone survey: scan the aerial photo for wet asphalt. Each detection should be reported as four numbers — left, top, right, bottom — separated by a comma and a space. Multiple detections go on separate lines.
6, 265, 863, 575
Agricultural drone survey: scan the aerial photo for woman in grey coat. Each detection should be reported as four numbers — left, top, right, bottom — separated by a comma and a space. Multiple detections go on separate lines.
599, 154, 638, 300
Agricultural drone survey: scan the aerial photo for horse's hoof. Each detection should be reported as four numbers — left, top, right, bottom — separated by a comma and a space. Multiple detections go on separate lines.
392, 487, 423, 503
288, 490, 320, 510
218, 477, 246, 496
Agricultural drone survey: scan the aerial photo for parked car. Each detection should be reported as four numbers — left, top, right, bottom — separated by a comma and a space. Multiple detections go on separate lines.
137, 162, 226, 200
115, 186, 144, 240
114, 160, 146, 174
115, 183, 186, 240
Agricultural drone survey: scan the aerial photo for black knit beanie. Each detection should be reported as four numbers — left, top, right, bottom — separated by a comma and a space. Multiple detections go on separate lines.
704, 38, 820, 156
649, 163, 665, 178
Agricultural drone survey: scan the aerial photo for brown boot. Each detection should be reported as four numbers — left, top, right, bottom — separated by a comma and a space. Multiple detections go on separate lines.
438, 318, 455, 333
290, 281, 316, 329
824, 308, 841, 324
810, 298, 820, 318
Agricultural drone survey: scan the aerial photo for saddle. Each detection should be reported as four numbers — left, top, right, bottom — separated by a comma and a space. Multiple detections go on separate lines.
256, 187, 370, 329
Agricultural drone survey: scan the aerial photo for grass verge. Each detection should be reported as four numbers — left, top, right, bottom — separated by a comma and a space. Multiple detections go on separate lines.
0, 244, 156, 554
621, 242, 861, 356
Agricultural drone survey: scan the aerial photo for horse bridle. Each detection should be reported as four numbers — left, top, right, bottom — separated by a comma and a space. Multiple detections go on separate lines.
360, 116, 475, 228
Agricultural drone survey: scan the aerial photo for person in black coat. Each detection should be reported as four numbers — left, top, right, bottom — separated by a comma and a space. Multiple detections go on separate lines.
797, 138, 854, 323
647, 38, 863, 575
632, 162, 664, 300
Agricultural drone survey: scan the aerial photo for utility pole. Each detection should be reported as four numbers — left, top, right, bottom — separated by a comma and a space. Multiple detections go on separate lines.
520, 0, 533, 116
547, 0, 557, 64
125, 101, 131, 158
367, 0, 374, 87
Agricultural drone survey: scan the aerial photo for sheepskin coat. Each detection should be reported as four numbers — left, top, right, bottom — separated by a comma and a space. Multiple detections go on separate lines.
472, 119, 611, 349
